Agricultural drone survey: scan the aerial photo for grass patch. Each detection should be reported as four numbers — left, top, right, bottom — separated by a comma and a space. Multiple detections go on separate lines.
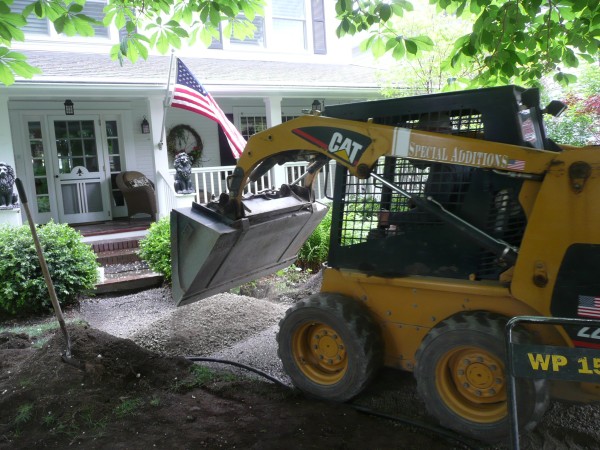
113, 398, 143, 418
14, 403, 34, 425
0, 318, 88, 337
172, 365, 239, 392
0, 318, 88, 347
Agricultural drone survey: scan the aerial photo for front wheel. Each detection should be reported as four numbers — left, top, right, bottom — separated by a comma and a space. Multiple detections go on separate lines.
277, 293, 383, 402
414, 312, 549, 443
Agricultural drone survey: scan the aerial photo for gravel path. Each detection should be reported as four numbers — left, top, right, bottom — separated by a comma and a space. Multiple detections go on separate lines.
75, 280, 312, 385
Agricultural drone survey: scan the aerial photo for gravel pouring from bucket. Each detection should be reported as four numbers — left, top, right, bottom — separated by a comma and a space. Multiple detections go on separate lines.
15, 178, 76, 364
171, 191, 328, 307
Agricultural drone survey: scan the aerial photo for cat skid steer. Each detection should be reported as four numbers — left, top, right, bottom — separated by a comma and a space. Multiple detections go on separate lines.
171, 86, 600, 443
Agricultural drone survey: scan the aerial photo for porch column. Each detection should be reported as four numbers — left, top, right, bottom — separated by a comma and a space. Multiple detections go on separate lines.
0, 94, 22, 226
263, 96, 286, 187
148, 95, 171, 219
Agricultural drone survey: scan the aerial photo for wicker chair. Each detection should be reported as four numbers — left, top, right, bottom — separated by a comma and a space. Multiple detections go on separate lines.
115, 171, 157, 221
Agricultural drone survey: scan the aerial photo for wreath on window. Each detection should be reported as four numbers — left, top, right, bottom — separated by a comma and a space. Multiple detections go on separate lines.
167, 124, 203, 167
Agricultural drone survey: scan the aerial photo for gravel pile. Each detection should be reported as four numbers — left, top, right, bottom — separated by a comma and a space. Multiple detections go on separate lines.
130, 293, 289, 357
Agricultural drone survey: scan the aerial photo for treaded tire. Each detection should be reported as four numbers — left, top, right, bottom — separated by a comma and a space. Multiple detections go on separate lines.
414, 311, 549, 444
277, 293, 383, 402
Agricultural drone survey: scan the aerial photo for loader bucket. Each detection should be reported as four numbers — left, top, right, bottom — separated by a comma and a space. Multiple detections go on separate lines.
171, 195, 328, 306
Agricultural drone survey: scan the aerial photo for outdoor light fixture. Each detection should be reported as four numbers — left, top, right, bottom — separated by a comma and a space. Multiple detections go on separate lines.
141, 117, 150, 134
64, 99, 74, 115
311, 99, 322, 112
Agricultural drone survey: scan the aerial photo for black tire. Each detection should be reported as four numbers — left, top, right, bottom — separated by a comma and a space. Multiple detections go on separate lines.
414, 312, 549, 444
277, 293, 383, 402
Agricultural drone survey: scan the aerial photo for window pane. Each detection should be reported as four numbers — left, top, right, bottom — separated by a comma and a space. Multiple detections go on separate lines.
35, 178, 48, 195
28, 122, 42, 139
108, 139, 120, 155
106, 120, 118, 137
30, 142, 44, 158
32, 159, 46, 176
71, 140, 83, 157
37, 196, 50, 213
109, 156, 121, 172
272, 0, 305, 18
59, 158, 72, 174
230, 16, 265, 46
272, 19, 306, 50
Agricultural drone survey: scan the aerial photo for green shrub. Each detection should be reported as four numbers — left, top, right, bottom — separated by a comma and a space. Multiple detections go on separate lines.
297, 208, 332, 272
139, 217, 171, 282
0, 222, 98, 317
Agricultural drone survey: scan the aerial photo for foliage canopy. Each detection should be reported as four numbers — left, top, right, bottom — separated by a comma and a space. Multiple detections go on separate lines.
335, 0, 599, 86
0, 0, 597, 86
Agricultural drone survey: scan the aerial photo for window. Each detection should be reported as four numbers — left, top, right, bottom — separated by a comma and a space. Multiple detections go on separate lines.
27, 121, 51, 213
228, 0, 326, 54
240, 116, 268, 140
271, 0, 306, 51
230, 16, 266, 47
15, 0, 110, 39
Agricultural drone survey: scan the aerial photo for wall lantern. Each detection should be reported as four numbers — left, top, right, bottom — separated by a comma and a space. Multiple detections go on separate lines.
141, 117, 150, 134
311, 99, 322, 112
64, 99, 74, 115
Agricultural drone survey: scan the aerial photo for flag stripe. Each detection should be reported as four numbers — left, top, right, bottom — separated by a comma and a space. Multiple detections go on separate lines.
170, 59, 246, 158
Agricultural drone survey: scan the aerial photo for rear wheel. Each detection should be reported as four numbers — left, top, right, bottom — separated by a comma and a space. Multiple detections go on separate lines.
277, 293, 382, 402
414, 312, 549, 443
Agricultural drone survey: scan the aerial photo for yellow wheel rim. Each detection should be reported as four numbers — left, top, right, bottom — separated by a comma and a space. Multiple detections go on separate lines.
291, 322, 347, 385
436, 346, 507, 423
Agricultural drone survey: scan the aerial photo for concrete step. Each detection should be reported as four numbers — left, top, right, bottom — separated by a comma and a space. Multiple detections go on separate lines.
95, 261, 163, 294
95, 268, 163, 294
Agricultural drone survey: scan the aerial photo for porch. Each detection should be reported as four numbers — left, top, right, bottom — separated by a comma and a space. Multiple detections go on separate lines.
77, 160, 378, 294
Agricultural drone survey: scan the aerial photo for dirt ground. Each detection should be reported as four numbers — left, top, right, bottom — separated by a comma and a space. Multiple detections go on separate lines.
0, 325, 473, 450
2, 274, 600, 449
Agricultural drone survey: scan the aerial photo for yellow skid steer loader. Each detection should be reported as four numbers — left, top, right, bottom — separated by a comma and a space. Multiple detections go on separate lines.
171, 85, 600, 443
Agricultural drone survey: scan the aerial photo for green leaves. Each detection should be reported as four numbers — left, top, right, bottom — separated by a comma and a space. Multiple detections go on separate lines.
335, 0, 600, 87
0, 222, 97, 317
0, 46, 41, 85
0, 0, 265, 84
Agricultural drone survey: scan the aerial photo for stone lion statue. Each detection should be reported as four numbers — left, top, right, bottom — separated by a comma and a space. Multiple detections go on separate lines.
173, 152, 194, 194
0, 162, 18, 208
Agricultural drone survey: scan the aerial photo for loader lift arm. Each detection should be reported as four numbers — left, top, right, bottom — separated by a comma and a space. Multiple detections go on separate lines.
217, 114, 556, 265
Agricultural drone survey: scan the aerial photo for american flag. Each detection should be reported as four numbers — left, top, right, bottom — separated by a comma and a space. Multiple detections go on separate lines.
170, 58, 246, 158
507, 159, 525, 171
577, 295, 600, 319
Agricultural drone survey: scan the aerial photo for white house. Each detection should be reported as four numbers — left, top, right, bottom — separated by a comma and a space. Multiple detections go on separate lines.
0, 0, 383, 227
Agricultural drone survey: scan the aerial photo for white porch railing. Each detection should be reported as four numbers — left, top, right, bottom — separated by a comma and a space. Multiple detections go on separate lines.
157, 159, 377, 215
156, 168, 178, 218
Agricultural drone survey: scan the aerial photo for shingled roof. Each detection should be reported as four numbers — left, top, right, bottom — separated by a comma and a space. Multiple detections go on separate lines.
16, 50, 382, 93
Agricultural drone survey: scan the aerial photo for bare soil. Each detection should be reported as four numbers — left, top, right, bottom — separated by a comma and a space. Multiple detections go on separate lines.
1, 274, 600, 449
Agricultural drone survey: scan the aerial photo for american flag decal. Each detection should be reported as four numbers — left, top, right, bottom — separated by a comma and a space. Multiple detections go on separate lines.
507, 159, 525, 171
577, 295, 600, 319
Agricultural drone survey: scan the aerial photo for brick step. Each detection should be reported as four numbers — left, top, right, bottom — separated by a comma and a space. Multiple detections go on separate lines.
90, 238, 140, 254
96, 247, 141, 266
89, 238, 144, 266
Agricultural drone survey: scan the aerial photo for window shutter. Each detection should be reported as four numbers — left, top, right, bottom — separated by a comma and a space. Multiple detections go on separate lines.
13, 0, 49, 35
311, 0, 326, 54
208, 24, 223, 50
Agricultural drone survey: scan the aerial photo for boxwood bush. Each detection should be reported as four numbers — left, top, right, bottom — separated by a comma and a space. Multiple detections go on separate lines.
0, 222, 98, 317
139, 216, 172, 282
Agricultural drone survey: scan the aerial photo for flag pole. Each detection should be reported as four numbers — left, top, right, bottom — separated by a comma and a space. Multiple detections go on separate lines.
158, 50, 176, 150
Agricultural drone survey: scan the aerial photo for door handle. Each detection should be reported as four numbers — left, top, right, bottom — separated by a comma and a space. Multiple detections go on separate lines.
55, 175, 59, 178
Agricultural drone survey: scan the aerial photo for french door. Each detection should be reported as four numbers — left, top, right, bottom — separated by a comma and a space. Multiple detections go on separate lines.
48, 116, 111, 224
